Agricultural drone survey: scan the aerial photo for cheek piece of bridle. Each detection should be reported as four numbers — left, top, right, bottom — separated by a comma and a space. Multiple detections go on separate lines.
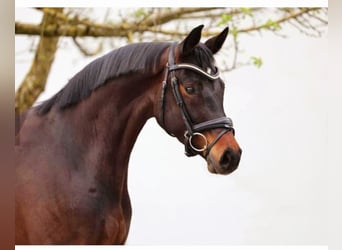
160, 43, 235, 158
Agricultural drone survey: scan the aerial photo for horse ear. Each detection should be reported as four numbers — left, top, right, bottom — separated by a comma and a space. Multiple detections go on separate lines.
178, 25, 204, 56
204, 27, 229, 54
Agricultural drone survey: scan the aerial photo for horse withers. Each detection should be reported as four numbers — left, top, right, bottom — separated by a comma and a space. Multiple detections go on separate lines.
15, 25, 241, 244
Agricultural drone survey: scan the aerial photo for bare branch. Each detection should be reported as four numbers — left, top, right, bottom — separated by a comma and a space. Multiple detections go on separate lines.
16, 8, 325, 39
72, 37, 103, 56
238, 8, 321, 33
140, 8, 223, 26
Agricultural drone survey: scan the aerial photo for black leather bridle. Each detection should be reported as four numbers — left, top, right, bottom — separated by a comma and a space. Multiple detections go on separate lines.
160, 43, 235, 158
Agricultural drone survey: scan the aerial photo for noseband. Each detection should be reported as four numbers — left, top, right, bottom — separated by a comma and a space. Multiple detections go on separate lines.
160, 43, 235, 158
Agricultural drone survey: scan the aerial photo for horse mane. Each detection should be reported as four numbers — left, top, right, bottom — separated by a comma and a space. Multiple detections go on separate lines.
36, 42, 170, 115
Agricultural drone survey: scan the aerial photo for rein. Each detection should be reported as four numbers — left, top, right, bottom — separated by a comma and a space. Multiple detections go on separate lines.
160, 43, 235, 158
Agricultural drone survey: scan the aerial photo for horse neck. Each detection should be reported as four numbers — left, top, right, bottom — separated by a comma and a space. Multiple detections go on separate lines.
58, 73, 162, 189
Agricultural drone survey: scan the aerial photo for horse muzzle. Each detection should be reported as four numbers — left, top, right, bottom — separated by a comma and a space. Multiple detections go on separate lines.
207, 147, 242, 175
204, 130, 242, 175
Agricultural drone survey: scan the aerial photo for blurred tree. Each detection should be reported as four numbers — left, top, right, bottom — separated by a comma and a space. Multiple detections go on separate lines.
15, 8, 63, 114
15, 7, 328, 114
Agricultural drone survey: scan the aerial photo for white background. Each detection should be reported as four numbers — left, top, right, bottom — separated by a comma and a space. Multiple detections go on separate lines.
15, 7, 328, 245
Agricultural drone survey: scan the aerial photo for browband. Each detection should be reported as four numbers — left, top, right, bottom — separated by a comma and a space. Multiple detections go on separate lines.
168, 64, 220, 80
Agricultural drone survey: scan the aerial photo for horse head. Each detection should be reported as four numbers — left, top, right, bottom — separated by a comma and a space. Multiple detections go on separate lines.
156, 25, 242, 175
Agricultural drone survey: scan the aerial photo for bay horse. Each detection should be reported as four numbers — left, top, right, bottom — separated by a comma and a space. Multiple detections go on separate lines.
15, 25, 242, 244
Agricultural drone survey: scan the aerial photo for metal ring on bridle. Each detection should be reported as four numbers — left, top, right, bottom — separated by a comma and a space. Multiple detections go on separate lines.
188, 132, 208, 152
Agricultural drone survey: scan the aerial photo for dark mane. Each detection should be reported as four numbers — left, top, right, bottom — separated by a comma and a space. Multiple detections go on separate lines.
36, 42, 170, 115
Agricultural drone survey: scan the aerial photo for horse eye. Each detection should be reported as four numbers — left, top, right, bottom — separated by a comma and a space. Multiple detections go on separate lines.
185, 87, 195, 95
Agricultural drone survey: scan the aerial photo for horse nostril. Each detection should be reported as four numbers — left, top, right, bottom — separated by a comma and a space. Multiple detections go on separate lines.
219, 148, 241, 173
219, 149, 232, 169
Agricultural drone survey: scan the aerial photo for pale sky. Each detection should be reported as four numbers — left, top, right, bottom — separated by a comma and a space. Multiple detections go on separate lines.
15, 8, 328, 245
